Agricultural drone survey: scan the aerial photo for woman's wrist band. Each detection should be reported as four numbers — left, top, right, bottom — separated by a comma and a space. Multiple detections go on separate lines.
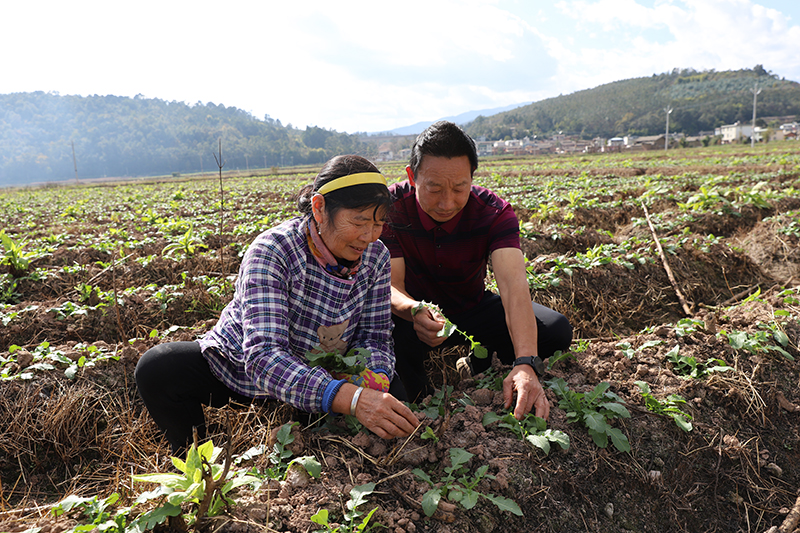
350, 387, 364, 416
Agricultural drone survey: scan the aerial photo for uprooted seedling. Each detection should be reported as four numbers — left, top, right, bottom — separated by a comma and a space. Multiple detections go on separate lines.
412, 301, 488, 359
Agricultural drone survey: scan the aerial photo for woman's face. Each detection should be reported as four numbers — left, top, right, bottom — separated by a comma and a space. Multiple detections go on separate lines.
314, 200, 386, 262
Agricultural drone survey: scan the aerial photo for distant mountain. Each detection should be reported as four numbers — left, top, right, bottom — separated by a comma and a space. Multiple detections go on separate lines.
374, 102, 531, 136
464, 66, 800, 140
0, 92, 372, 186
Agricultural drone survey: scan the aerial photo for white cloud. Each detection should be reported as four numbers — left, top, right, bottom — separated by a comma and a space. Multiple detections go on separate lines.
538, 0, 800, 98
1, 0, 799, 132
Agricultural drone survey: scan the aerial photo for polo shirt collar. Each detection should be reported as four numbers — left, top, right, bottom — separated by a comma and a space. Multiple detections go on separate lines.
415, 196, 465, 233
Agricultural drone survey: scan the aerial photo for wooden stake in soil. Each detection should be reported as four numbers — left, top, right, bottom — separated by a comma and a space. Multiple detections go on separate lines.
642, 203, 693, 316
213, 139, 226, 278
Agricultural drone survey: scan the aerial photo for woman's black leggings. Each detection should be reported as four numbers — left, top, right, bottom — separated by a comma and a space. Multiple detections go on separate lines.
134, 341, 252, 454
135, 341, 409, 454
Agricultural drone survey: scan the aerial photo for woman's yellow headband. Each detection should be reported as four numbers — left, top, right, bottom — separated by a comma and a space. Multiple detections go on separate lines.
316, 172, 387, 195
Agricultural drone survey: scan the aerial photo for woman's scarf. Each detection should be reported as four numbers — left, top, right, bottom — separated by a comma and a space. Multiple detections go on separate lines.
306, 218, 361, 279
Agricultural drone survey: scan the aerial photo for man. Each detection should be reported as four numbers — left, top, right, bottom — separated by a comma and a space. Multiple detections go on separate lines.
381, 121, 573, 420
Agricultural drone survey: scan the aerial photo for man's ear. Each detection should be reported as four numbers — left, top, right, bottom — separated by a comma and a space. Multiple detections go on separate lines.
311, 194, 325, 224
406, 165, 416, 186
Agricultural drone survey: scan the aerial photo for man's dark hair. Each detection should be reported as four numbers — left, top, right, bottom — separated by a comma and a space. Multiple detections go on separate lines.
408, 120, 478, 177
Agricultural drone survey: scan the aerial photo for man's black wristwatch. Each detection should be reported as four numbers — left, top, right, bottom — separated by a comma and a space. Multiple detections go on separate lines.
513, 356, 545, 377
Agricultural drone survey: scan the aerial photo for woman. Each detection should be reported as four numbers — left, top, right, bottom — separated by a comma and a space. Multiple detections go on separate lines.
135, 155, 419, 453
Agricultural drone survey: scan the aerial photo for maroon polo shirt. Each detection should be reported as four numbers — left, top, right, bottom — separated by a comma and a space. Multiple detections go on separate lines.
381, 180, 521, 317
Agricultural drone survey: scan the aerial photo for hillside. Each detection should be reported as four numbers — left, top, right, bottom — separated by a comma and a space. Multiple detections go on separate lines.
0, 93, 370, 186
3, 66, 799, 187
465, 66, 800, 140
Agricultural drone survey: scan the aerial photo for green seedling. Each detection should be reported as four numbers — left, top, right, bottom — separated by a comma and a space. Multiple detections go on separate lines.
311, 482, 378, 533
412, 301, 488, 359
416, 385, 459, 420
665, 345, 732, 378
674, 317, 706, 337
482, 411, 570, 455
306, 347, 371, 375
161, 224, 208, 258
547, 378, 631, 452
635, 381, 693, 432
413, 447, 522, 517
722, 326, 794, 361
474, 367, 505, 391
51, 492, 131, 533
132, 439, 260, 527
420, 425, 440, 443
0, 231, 37, 277
262, 422, 322, 480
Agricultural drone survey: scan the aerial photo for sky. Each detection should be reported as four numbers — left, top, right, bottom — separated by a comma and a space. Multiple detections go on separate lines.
3, 0, 800, 134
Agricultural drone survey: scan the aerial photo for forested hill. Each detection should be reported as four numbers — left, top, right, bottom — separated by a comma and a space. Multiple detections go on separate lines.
465, 66, 800, 140
0, 92, 370, 186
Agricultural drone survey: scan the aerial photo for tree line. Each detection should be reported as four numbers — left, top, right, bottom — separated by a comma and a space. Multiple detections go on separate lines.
0, 92, 373, 186
464, 66, 800, 141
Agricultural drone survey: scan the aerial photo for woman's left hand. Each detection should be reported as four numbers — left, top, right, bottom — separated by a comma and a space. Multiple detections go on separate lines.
355, 387, 420, 438
334, 384, 419, 439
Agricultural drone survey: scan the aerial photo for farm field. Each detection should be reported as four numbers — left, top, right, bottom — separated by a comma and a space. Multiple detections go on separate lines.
1, 142, 799, 533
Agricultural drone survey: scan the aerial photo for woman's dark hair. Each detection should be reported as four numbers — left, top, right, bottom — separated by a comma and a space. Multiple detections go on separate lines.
297, 155, 391, 220
408, 120, 478, 177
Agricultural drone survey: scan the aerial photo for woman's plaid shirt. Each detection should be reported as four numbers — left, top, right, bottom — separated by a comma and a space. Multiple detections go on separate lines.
198, 216, 394, 413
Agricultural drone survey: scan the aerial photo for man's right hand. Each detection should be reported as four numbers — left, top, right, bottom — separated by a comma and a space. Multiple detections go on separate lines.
411, 305, 448, 347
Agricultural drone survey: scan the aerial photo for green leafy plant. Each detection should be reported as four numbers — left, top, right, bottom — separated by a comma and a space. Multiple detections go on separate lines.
0, 231, 37, 277
413, 447, 522, 517
311, 482, 378, 533
235, 421, 322, 480
266, 422, 322, 480
635, 381, 693, 432
306, 347, 371, 375
416, 385, 456, 420
51, 492, 130, 533
131, 439, 260, 528
412, 301, 488, 359
161, 224, 208, 258
473, 367, 505, 391
674, 317, 706, 337
0, 273, 21, 304
721, 326, 794, 361
547, 378, 631, 452
665, 345, 732, 378
420, 425, 440, 443
482, 411, 570, 455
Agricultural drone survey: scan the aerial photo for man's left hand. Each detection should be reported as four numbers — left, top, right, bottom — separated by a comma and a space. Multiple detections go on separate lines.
503, 364, 550, 420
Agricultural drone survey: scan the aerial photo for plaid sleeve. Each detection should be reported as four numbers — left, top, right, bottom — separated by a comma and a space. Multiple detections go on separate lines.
349, 243, 395, 376
238, 239, 335, 413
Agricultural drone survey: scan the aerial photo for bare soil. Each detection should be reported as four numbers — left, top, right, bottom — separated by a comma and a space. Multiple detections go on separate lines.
1, 169, 799, 533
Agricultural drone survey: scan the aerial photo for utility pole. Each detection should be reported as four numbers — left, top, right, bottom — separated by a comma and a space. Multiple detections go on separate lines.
664, 106, 673, 151
750, 83, 762, 148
